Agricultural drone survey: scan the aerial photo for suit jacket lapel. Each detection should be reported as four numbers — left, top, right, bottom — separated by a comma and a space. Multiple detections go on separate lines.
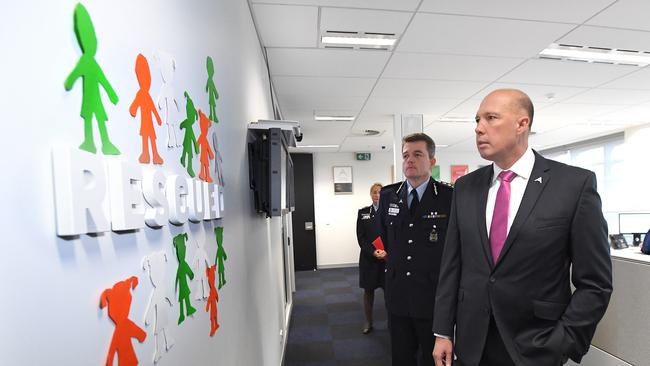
494, 152, 551, 269
476, 167, 494, 267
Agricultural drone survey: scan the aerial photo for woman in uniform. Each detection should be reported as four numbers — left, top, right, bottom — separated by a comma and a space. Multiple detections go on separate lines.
356, 182, 385, 334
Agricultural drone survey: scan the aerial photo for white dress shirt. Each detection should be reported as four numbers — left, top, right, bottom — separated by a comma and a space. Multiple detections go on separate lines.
485, 147, 535, 236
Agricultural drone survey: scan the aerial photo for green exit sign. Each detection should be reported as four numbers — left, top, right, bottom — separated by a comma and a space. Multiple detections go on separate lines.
355, 152, 371, 161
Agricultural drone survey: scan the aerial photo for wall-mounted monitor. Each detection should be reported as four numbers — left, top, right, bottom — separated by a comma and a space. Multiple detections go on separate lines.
247, 123, 297, 218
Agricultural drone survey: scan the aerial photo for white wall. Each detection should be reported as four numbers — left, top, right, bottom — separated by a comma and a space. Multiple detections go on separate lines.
0, 1, 288, 365
313, 152, 393, 267
312, 149, 487, 267
622, 124, 650, 211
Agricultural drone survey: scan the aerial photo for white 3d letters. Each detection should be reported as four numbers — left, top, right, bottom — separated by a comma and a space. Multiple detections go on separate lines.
143, 169, 169, 228
108, 160, 145, 231
52, 148, 224, 237
52, 147, 110, 236
167, 175, 189, 225
187, 178, 205, 223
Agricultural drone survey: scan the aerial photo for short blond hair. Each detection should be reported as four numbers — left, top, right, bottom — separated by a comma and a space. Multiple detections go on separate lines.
370, 183, 383, 193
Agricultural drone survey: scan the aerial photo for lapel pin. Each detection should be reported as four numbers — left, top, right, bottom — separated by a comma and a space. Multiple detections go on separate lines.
534, 177, 542, 184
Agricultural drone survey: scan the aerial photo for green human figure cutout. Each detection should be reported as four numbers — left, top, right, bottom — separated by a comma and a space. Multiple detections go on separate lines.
64, 3, 120, 155
179, 92, 199, 177
214, 227, 228, 289
205, 56, 220, 123
173, 233, 196, 324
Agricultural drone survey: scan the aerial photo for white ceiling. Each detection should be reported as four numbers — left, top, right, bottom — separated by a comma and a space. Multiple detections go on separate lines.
250, 0, 650, 153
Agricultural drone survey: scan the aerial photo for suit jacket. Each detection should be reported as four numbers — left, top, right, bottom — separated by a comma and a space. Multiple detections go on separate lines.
433, 152, 613, 366
377, 179, 453, 319
356, 205, 385, 289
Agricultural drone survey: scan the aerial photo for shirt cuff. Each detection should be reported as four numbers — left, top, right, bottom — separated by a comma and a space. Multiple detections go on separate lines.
434, 333, 451, 340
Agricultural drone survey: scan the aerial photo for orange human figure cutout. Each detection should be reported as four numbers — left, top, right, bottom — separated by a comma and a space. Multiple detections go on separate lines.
197, 110, 214, 183
100, 276, 147, 366
130, 54, 164, 165
205, 265, 220, 336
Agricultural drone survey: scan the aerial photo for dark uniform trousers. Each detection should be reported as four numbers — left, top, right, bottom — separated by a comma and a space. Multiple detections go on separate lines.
377, 179, 453, 366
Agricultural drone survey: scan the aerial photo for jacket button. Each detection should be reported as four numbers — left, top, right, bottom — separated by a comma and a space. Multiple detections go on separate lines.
489, 277, 496, 283
384, 269, 388, 273
408, 239, 413, 244
409, 223, 413, 227
406, 272, 411, 276
407, 256, 412, 260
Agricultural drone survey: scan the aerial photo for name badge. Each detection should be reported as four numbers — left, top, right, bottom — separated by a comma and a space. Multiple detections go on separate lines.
361, 214, 371, 220
388, 207, 400, 216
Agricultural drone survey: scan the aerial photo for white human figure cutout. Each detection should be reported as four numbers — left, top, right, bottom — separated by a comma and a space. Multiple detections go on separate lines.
142, 251, 175, 363
155, 51, 180, 148
191, 239, 211, 300
210, 128, 225, 187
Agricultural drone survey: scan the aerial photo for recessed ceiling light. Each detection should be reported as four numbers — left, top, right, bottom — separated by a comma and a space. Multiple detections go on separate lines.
314, 115, 355, 121
539, 43, 650, 66
321, 31, 397, 49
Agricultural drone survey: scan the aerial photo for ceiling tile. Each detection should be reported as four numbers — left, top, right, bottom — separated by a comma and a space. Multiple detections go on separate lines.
320, 8, 411, 35
530, 124, 624, 150
424, 122, 476, 146
278, 94, 367, 111
586, 0, 650, 32
372, 79, 488, 99
339, 135, 394, 152
267, 48, 389, 77
419, 0, 615, 23
252, 4, 318, 47
273, 76, 376, 97
600, 67, 650, 90
562, 89, 650, 105
558, 25, 650, 53
363, 96, 465, 115
397, 13, 574, 57
484, 83, 588, 104
251, 0, 420, 11
383, 53, 524, 81
499, 58, 637, 87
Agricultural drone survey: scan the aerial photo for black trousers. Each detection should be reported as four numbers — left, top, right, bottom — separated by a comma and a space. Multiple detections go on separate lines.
389, 313, 434, 366
479, 317, 515, 366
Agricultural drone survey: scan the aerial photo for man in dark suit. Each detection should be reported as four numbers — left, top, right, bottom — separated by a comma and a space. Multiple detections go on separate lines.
377, 133, 453, 366
432, 89, 613, 366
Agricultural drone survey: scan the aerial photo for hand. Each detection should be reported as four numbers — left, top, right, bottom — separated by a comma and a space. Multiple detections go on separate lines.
373, 249, 386, 259
433, 337, 454, 366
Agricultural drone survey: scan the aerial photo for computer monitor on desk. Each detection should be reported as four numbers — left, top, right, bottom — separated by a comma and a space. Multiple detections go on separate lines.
618, 212, 650, 246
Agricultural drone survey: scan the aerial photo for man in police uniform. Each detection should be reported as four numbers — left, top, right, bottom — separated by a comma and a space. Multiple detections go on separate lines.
376, 133, 453, 366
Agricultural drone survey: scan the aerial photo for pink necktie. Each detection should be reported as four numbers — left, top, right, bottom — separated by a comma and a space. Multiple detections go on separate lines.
489, 170, 517, 264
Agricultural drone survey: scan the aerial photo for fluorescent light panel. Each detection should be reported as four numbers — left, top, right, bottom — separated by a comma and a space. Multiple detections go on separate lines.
539, 43, 650, 66
314, 115, 355, 121
322, 36, 396, 47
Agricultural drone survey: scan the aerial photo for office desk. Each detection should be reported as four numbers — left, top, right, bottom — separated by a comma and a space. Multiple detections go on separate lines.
586, 247, 650, 366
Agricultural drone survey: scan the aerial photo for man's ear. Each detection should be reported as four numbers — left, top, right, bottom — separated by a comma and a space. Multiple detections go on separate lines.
517, 116, 530, 132
430, 157, 437, 168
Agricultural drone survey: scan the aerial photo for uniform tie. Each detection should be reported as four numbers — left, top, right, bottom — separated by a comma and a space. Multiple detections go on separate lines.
409, 189, 419, 217
489, 170, 517, 264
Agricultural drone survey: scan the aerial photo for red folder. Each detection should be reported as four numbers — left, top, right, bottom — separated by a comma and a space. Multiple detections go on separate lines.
372, 236, 385, 251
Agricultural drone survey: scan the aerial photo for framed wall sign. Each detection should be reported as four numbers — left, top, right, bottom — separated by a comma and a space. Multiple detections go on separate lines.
333, 166, 353, 194
450, 164, 469, 183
